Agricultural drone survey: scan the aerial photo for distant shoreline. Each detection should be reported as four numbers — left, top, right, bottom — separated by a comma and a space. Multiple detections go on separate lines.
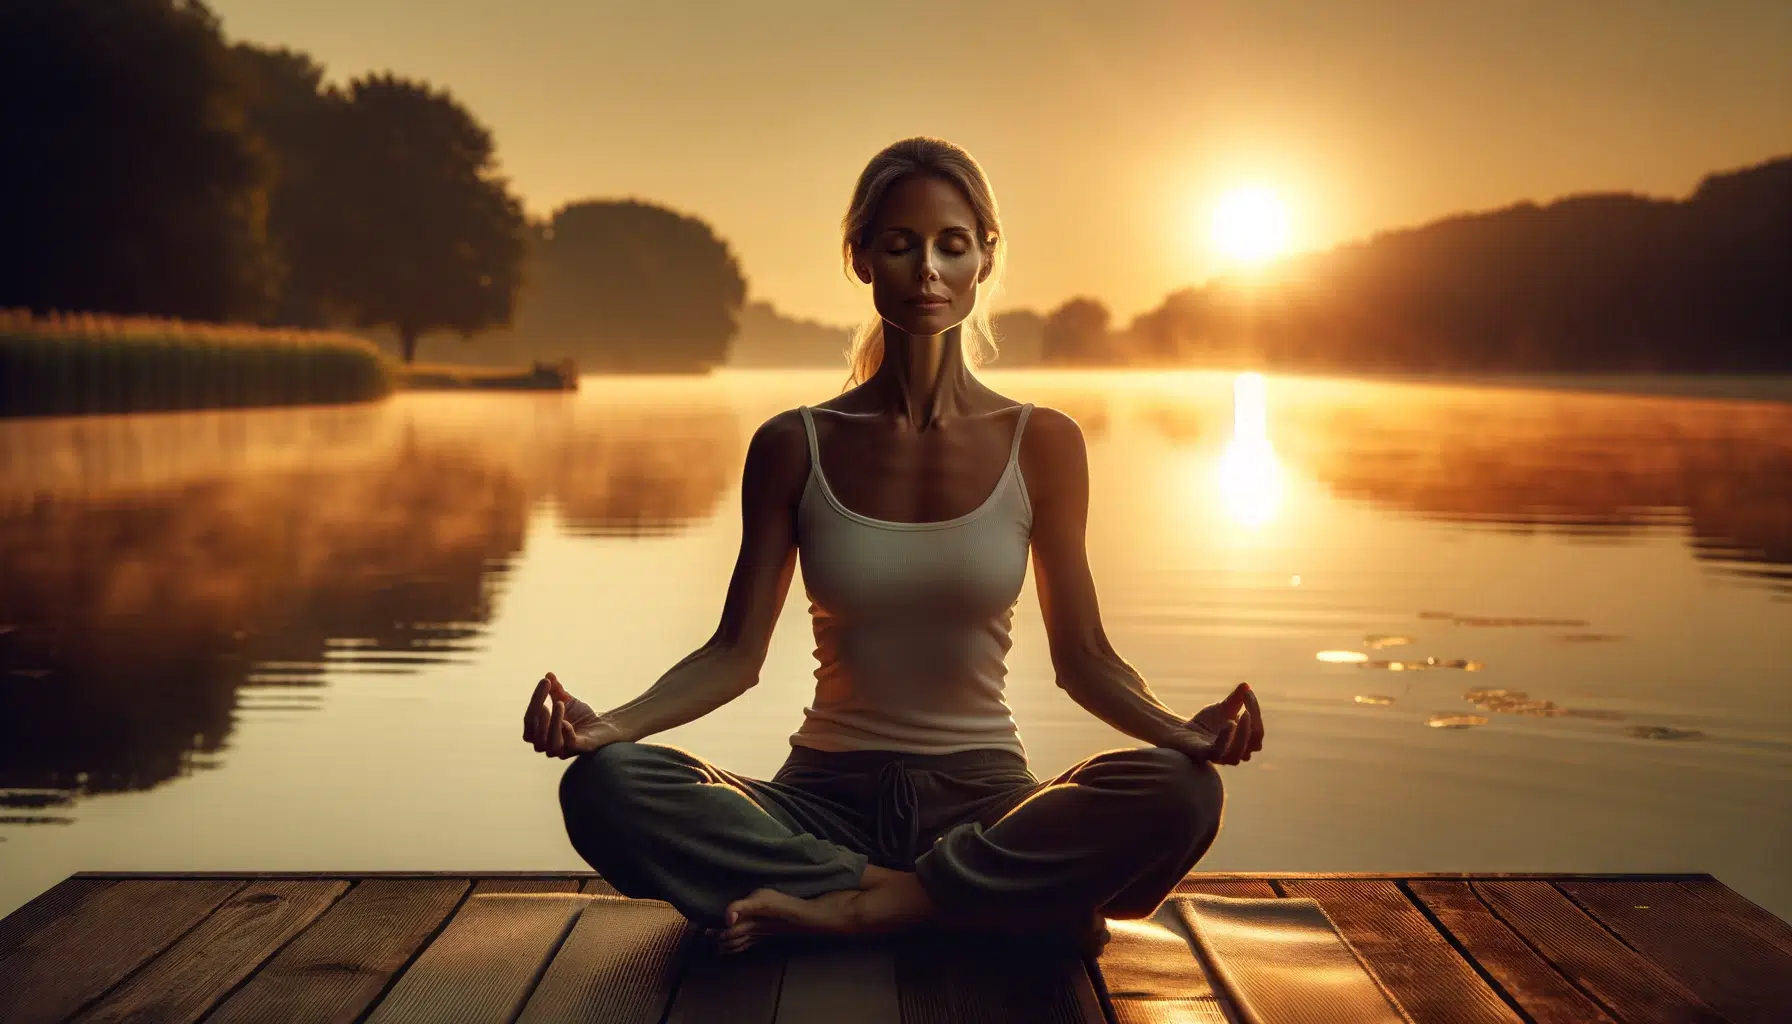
1314, 372, 1792, 403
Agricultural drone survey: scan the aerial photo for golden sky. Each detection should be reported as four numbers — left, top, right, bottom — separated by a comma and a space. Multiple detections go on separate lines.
211, 0, 1790, 326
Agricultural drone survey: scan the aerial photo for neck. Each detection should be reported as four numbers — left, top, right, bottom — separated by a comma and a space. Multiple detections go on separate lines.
869, 323, 977, 429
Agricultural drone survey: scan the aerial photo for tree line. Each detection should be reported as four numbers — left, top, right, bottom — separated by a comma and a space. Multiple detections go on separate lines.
1032, 156, 1791, 373
3, 1, 1783, 374
0, 0, 743, 369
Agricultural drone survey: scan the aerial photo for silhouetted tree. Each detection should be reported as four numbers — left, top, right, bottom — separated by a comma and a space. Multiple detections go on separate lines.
990, 309, 1046, 366
1042, 297, 1113, 365
231, 43, 345, 328
326, 75, 526, 363
0, 0, 278, 321
515, 200, 746, 372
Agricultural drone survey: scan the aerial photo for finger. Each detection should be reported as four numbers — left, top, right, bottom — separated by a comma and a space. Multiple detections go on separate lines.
560, 718, 579, 757
1227, 710, 1253, 763
524, 677, 550, 746
547, 671, 565, 699
1223, 681, 1250, 716
1207, 719, 1238, 763
548, 698, 567, 757
1243, 686, 1266, 753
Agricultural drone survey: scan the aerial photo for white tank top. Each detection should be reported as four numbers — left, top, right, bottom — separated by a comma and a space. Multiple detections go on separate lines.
789, 404, 1035, 757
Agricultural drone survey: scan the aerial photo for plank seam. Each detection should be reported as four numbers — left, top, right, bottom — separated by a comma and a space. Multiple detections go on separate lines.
1082, 947, 1122, 1024
511, 900, 588, 1021
349, 879, 480, 1024
652, 926, 704, 1024
1397, 880, 1535, 1024
1468, 882, 1630, 1024
1547, 881, 1654, 961
193, 878, 361, 1023
61, 879, 251, 1024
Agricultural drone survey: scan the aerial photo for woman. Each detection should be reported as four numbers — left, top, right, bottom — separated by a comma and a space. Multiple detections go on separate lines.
523, 136, 1265, 956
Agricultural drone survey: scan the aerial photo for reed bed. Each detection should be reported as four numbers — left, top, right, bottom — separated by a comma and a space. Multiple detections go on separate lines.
0, 310, 397, 417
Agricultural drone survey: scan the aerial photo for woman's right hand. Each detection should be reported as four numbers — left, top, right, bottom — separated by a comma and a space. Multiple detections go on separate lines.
524, 672, 624, 758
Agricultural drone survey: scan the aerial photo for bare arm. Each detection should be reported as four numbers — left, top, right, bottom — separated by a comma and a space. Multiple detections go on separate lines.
1024, 408, 1263, 762
597, 410, 810, 743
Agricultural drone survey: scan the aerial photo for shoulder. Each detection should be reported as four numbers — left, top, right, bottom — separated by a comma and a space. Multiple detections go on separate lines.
1017, 404, 1091, 512
742, 408, 813, 489
1019, 405, 1089, 464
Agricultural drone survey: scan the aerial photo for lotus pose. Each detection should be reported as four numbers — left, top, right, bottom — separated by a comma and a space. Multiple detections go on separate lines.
523, 137, 1265, 956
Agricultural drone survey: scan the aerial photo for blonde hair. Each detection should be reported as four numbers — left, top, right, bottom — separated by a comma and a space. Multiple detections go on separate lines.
839, 137, 1006, 388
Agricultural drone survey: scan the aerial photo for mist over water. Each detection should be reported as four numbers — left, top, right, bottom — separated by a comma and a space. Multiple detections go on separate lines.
2, 369, 1787, 920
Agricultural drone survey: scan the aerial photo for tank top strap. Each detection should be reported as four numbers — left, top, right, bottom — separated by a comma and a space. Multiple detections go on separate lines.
1006, 403, 1036, 467
797, 405, 822, 471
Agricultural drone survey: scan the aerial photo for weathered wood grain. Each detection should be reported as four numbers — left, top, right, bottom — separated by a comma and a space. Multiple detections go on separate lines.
1679, 878, 1792, 958
1408, 881, 1615, 1024
359, 878, 586, 1024
1559, 879, 1792, 1023
0, 878, 244, 1024
68, 879, 350, 1024
1474, 880, 1724, 1024
204, 878, 469, 1024
0, 877, 113, 961
516, 893, 695, 1024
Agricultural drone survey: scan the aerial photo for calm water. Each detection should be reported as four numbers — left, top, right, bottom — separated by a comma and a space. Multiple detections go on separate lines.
2, 369, 1788, 922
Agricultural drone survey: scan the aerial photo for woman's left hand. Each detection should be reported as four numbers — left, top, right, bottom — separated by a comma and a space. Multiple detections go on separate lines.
1164, 682, 1264, 766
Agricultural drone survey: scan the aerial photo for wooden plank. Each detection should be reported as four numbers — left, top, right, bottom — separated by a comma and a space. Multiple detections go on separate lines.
204, 878, 469, 1024
361, 878, 587, 1024
67, 879, 350, 1024
1679, 878, 1792, 958
895, 931, 1105, 1024
1111, 999, 1230, 1024
1408, 881, 1616, 1024
1474, 880, 1724, 1024
1559, 880, 1792, 1022
662, 938, 786, 1024
774, 940, 902, 1024
0, 878, 245, 1024
518, 893, 696, 1024
1282, 879, 1519, 1024
0, 877, 113, 960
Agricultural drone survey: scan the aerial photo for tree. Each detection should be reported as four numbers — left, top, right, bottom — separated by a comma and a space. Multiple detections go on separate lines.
1042, 297, 1113, 365
515, 200, 746, 372
325, 75, 526, 363
0, 0, 278, 321
231, 43, 345, 329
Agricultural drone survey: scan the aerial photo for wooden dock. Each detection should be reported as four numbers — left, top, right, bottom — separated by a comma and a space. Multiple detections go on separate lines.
1, 871, 1787, 1023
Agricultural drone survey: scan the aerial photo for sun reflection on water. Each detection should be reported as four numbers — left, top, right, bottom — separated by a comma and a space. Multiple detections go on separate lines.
1216, 372, 1285, 527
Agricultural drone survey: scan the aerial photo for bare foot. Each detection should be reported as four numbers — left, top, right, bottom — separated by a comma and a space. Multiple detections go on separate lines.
717, 888, 861, 954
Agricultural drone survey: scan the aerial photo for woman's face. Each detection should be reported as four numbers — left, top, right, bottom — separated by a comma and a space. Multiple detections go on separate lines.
856, 174, 992, 337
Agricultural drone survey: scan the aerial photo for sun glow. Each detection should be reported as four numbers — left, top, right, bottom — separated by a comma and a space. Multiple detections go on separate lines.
1210, 186, 1292, 267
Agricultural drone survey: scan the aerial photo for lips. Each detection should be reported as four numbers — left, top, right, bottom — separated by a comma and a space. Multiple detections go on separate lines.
909, 295, 950, 308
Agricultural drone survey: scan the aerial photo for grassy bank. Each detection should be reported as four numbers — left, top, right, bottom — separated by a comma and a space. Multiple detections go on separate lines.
400, 359, 579, 391
0, 310, 396, 417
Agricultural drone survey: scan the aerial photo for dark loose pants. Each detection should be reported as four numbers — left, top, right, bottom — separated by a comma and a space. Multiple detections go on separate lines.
558, 740, 1225, 930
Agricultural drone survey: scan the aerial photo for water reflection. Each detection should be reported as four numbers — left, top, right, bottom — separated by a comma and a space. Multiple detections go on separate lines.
1140, 377, 1792, 594
1216, 373, 1285, 527
0, 387, 741, 814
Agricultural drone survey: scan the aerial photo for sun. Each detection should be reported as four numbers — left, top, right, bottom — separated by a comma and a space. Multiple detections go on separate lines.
1210, 186, 1292, 267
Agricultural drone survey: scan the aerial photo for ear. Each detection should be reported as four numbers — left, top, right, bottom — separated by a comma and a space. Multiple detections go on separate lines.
977, 247, 994, 283
853, 257, 872, 285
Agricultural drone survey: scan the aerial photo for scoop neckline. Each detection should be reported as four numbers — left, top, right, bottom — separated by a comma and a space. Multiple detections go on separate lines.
804, 406, 1026, 532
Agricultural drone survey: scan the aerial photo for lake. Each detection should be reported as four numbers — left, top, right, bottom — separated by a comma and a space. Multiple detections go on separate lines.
2, 369, 1788, 923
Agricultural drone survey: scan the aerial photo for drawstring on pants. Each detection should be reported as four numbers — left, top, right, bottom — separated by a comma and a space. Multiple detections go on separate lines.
873, 758, 921, 868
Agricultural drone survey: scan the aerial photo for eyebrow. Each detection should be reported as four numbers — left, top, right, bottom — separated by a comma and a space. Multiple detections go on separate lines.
878, 226, 974, 238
